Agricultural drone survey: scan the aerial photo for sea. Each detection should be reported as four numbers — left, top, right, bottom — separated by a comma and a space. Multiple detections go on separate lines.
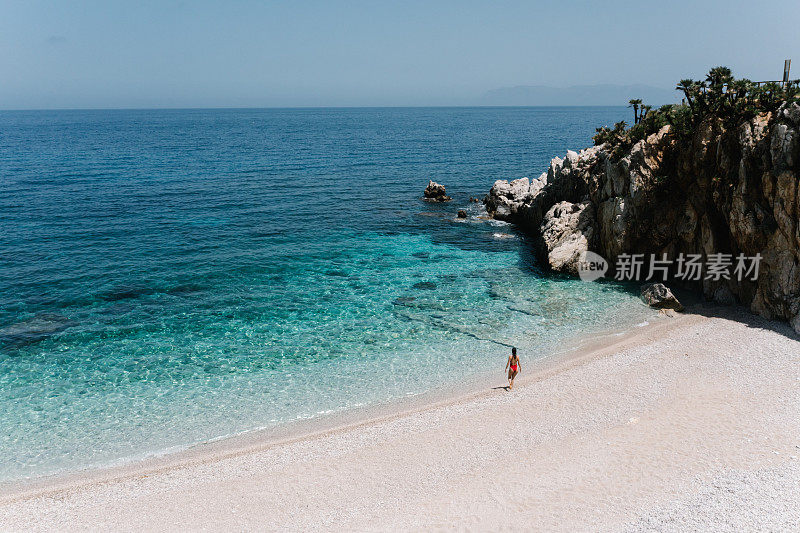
0, 106, 655, 481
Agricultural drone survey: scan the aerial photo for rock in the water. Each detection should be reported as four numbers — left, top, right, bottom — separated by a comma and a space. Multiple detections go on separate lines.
457, 210, 467, 218
423, 180, 451, 202
412, 281, 437, 290
469, 197, 479, 203
483, 177, 531, 218
640, 283, 684, 311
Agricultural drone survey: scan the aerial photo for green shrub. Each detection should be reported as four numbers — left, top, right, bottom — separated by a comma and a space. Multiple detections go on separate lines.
594, 66, 800, 154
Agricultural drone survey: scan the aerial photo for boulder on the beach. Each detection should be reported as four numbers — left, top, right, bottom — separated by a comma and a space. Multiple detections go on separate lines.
457, 210, 468, 218
423, 181, 451, 202
640, 283, 684, 311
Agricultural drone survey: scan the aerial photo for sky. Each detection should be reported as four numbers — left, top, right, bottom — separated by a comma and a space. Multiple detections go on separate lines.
1, 0, 799, 109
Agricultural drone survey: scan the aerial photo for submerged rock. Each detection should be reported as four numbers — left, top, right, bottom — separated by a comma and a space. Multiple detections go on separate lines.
0, 313, 76, 347
393, 296, 417, 307
412, 281, 437, 290
165, 283, 205, 296
423, 180, 451, 202
100, 284, 157, 302
640, 283, 684, 311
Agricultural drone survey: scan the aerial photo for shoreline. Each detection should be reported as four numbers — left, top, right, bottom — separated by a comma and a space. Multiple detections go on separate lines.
2, 302, 799, 530
1, 304, 665, 501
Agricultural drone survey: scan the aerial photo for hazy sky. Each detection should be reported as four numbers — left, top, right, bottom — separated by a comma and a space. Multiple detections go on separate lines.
2, 0, 799, 109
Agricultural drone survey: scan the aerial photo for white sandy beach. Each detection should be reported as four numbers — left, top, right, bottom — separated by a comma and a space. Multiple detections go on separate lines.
1, 303, 799, 532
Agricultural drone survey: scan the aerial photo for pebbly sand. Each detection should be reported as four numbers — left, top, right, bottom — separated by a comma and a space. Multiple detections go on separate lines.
1, 303, 799, 531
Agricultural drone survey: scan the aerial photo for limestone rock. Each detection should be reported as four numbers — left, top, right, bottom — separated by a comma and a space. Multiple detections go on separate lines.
423, 181, 451, 202
640, 283, 684, 311
780, 101, 800, 126
483, 109, 800, 332
771, 123, 798, 171
538, 201, 596, 275
483, 177, 530, 219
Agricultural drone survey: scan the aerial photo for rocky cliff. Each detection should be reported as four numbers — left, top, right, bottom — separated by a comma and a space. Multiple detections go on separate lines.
485, 102, 800, 331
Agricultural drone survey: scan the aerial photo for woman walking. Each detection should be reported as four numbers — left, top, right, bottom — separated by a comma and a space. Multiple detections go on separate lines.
505, 347, 521, 390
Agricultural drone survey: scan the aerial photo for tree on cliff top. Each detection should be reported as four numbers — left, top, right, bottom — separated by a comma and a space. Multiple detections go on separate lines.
595, 66, 800, 154
628, 99, 642, 124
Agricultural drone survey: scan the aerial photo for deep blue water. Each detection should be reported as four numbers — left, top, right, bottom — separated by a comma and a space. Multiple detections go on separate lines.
0, 107, 653, 481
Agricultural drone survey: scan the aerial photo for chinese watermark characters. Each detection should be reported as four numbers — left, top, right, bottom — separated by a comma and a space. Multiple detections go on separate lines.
613, 253, 761, 282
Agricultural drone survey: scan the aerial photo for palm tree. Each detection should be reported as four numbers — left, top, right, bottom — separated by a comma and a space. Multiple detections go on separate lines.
730, 79, 750, 100
628, 99, 642, 124
676, 79, 696, 114
759, 82, 783, 111
705, 67, 733, 112
728, 78, 753, 111
696, 80, 709, 112
706, 66, 733, 90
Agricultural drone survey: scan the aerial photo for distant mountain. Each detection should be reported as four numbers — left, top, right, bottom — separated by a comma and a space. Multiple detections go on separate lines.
480, 84, 679, 107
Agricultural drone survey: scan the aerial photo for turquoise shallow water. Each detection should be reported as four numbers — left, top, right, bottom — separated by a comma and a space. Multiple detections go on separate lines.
0, 107, 654, 481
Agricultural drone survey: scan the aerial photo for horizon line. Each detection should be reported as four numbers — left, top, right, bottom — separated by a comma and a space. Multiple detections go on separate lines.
0, 104, 638, 113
